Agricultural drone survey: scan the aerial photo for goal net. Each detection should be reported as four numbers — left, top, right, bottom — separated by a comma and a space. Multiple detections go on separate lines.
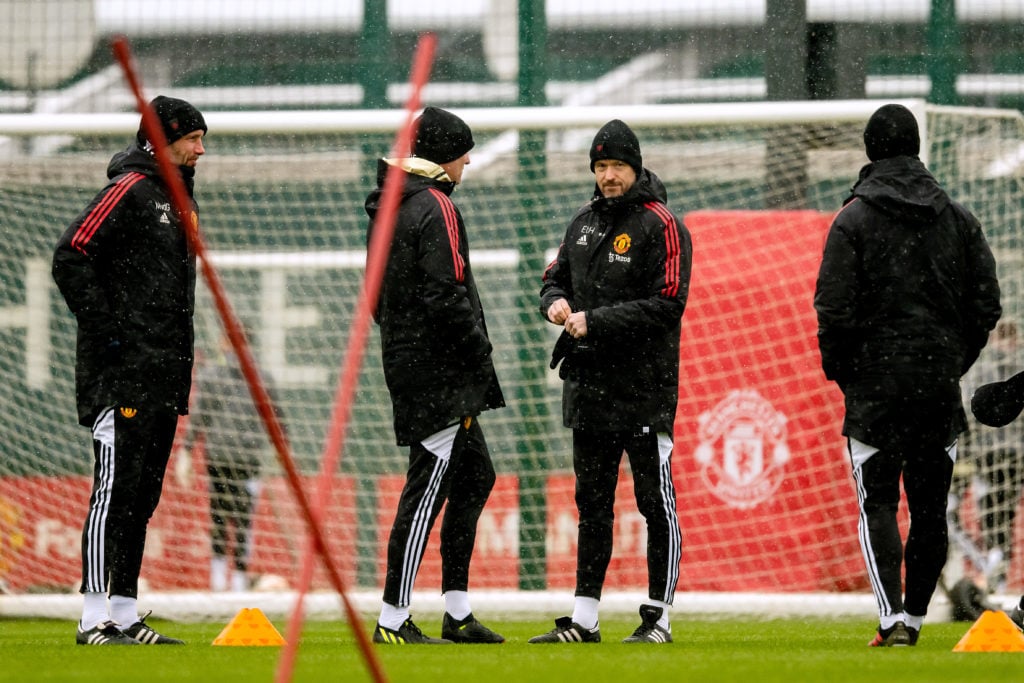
1, 100, 1023, 616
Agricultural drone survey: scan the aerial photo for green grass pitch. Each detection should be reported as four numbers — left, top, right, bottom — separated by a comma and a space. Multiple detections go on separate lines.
1, 615, 1021, 682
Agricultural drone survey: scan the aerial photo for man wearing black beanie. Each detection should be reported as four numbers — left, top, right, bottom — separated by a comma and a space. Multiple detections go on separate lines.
413, 105, 475, 165
863, 103, 920, 162
138, 95, 208, 149
533, 120, 691, 645
365, 107, 504, 644
814, 103, 1001, 647
53, 95, 206, 646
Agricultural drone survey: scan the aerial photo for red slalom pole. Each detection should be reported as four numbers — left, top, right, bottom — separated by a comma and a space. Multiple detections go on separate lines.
109, 35, 388, 683
277, 32, 437, 682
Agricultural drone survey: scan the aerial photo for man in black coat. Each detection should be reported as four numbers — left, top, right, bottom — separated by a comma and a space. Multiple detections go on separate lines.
814, 103, 1002, 646
531, 119, 691, 645
365, 106, 505, 644
53, 96, 206, 645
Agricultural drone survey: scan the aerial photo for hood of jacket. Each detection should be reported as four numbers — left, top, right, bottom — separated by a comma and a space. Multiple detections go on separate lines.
848, 155, 949, 224
107, 140, 197, 195
589, 167, 668, 215
365, 157, 456, 218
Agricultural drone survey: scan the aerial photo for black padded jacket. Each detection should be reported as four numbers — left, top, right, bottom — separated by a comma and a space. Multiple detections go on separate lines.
53, 141, 197, 426
540, 168, 692, 433
365, 158, 505, 446
814, 155, 1001, 448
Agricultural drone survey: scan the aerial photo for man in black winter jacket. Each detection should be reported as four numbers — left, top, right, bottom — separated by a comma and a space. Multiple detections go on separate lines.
364, 106, 505, 645
531, 119, 692, 645
52, 96, 206, 646
814, 103, 1002, 647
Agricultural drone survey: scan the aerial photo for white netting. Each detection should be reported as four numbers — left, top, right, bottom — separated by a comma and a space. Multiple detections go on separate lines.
1, 101, 1023, 607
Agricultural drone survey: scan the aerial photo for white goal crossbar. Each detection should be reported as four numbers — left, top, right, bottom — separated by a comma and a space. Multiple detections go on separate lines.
0, 99, 931, 135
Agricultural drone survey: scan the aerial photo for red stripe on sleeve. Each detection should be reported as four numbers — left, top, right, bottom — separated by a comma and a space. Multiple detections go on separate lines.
645, 201, 681, 298
428, 188, 465, 282
71, 173, 145, 254
541, 243, 564, 282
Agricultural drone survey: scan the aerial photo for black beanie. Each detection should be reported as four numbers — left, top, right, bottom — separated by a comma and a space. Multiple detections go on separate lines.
863, 104, 920, 162
140, 95, 207, 145
413, 106, 474, 164
590, 119, 642, 175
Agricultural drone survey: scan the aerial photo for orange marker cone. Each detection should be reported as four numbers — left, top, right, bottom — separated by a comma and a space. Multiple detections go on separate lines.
953, 610, 1024, 652
212, 607, 286, 646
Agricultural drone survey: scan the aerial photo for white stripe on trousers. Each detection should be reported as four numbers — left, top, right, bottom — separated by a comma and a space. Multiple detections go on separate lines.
84, 408, 116, 594
848, 438, 895, 617
657, 433, 681, 603
398, 455, 449, 606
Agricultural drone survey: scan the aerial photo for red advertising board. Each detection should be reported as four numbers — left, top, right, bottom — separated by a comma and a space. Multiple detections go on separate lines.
674, 210, 864, 591
0, 469, 357, 592
374, 473, 521, 590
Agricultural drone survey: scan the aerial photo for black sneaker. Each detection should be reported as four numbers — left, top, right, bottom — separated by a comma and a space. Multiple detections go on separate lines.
528, 616, 601, 643
122, 611, 185, 644
868, 621, 913, 647
373, 618, 452, 644
76, 620, 139, 646
441, 612, 505, 644
622, 605, 672, 643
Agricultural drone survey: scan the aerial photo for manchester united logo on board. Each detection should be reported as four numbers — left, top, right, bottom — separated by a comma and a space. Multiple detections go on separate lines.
612, 233, 631, 254
693, 389, 790, 509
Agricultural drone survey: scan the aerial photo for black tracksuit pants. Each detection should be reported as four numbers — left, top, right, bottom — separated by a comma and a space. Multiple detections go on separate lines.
80, 406, 177, 599
573, 428, 682, 604
850, 437, 955, 618
382, 418, 496, 608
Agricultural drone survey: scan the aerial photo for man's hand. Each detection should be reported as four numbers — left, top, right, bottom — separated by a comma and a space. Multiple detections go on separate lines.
564, 311, 588, 339
547, 298, 572, 325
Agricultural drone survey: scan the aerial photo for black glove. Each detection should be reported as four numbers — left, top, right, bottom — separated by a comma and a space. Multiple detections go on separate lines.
549, 331, 575, 380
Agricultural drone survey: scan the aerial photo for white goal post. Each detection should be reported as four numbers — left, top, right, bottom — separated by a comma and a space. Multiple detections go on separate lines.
1, 99, 1023, 622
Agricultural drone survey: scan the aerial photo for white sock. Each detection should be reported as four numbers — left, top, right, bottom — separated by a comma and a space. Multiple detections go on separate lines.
647, 600, 672, 631
378, 603, 410, 631
444, 590, 472, 621
210, 556, 228, 592
879, 612, 904, 630
571, 596, 600, 631
904, 613, 924, 630
80, 591, 108, 630
109, 595, 138, 627
230, 571, 248, 593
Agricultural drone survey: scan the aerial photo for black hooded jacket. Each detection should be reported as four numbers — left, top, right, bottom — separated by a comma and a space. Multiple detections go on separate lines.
814, 155, 1001, 448
540, 168, 692, 432
365, 158, 504, 446
53, 141, 198, 426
